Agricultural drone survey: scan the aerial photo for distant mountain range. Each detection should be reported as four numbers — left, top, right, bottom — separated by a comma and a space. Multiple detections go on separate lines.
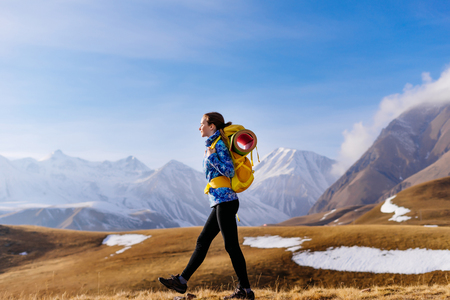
310, 102, 450, 215
5, 103, 447, 230
0, 147, 337, 230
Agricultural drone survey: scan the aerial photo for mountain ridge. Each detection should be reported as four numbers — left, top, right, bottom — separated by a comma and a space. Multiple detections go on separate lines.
310, 102, 450, 214
0, 148, 337, 230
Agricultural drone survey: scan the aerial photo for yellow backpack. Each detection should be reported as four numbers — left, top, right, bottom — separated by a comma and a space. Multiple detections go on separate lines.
204, 125, 259, 194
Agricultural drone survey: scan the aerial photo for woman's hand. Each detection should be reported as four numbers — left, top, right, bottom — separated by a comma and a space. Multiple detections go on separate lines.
206, 147, 216, 157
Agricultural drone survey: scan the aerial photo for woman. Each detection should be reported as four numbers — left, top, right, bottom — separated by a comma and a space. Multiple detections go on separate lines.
158, 112, 254, 300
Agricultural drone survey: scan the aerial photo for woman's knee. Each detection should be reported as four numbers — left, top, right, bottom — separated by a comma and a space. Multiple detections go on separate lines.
196, 235, 213, 250
224, 242, 242, 255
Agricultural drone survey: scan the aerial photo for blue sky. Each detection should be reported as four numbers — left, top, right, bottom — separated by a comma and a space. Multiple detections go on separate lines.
1, 0, 450, 171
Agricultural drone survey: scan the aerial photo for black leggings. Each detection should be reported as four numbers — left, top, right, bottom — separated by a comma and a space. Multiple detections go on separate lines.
181, 200, 250, 288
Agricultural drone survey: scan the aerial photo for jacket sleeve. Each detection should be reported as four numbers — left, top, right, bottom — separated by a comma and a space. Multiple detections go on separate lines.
206, 141, 235, 178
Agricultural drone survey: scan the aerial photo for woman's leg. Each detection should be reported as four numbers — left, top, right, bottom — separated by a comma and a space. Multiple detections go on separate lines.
216, 200, 251, 289
181, 207, 220, 281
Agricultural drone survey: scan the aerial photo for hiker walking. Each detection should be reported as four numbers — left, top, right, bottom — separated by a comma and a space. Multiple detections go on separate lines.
159, 112, 255, 300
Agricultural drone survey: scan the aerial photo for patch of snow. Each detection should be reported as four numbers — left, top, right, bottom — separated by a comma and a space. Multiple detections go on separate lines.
0, 202, 53, 210
19, 252, 27, 255
292, 246, 450, 274
102, 234, 151, 256
243, 235, 311, 252
380, 195, 411, 222
320, 209, 336, 221
424, 225, 438, 227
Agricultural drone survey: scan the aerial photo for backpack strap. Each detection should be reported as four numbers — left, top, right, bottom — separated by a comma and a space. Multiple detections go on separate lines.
250, 146, 260, 166
210, 136, 221, 150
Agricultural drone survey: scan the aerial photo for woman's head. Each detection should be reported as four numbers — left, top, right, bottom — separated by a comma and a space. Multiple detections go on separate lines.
200, 112, 232, 144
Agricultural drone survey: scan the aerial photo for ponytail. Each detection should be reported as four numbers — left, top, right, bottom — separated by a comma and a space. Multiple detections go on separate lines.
219, 122, 232, 148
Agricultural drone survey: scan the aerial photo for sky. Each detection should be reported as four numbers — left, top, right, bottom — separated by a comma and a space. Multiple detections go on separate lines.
1, 0, 450, 172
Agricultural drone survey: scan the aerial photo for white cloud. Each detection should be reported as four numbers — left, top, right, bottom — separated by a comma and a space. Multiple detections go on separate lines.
332, 65, 450, 176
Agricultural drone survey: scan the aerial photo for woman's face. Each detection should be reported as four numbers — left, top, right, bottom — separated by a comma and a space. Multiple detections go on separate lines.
199, 116, 216, 137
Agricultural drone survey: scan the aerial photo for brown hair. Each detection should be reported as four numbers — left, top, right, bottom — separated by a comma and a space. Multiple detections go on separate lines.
204, 112, 232, 148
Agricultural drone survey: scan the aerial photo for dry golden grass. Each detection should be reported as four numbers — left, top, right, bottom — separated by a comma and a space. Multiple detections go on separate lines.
4, 178, 450, 298
3, 285, 450, 300
2, 224, 450, 297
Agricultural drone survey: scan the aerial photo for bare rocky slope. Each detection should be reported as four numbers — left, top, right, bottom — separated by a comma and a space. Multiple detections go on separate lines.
310, 102, 450, 214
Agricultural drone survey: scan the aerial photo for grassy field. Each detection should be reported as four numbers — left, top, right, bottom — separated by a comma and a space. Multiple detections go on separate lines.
1, 223, 450, 298
3, 285, 450, 299
2, 178, 450, 298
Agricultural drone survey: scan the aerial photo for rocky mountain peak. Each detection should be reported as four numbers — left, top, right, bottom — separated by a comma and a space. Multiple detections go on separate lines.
310, 102, 450, 214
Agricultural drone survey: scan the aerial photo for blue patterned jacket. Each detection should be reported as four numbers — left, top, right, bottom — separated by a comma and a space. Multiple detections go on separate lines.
203, 130, 238, 207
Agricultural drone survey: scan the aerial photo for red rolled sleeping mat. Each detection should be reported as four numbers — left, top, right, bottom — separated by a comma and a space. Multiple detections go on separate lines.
230, 129, 257, 156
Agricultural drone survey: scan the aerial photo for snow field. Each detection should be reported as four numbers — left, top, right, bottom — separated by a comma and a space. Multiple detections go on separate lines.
102, 234, 151, 257
244, 235, 450, 274
320, 209, 336, 221
243, 235, 311, 252
292, 246, 450, 274
380, 195, 411, 222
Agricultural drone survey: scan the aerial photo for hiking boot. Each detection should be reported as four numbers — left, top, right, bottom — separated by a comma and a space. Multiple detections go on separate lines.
158, 274, 187, 294
224, 287, 255, 300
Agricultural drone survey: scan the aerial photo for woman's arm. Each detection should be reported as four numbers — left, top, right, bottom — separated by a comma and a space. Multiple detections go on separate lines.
206, 140, 235, 178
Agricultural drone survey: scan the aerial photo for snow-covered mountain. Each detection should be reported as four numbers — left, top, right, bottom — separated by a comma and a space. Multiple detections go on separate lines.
130, 160, 212, 227
0, 148, 336, 230
0, 150, 170, 230
247, 148, 339, 217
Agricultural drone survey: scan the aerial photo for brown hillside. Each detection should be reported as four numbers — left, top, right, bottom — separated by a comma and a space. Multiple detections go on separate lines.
1, 224, 450, 297
355, 176, 450, 226
310, 103, 450, 214
275, 205, 375, 226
